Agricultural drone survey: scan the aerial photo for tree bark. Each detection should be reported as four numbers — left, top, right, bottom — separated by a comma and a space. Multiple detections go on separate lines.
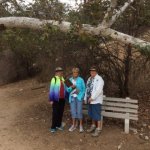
123, 44, 132, 97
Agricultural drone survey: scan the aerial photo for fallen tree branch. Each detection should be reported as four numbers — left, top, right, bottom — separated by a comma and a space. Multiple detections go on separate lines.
31, 85, 46, 90
0, 16, 149, 51
94, 26, 150, 49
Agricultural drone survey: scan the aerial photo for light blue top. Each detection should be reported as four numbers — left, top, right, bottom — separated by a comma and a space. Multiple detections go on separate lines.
67, 76, 86, 103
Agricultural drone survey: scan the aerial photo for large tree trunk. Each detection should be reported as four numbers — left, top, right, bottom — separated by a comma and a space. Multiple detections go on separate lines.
0, 17, 150, 50
123, 44, 132, 97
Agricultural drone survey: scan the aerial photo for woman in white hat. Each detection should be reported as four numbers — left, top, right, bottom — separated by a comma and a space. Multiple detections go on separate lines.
84, 66, 104, 137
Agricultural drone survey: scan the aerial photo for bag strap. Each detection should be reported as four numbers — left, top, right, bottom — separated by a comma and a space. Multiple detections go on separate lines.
54, 76, 56, 84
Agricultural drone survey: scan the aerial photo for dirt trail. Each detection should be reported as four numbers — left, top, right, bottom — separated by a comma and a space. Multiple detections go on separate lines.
0, 79, 149, 150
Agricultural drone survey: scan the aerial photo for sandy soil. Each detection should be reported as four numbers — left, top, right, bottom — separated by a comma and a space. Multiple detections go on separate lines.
0, 79, 150, 150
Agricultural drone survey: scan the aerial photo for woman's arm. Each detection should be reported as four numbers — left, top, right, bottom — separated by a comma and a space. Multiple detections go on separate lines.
80, 78, 86, 98
84, 78, 89, 103
49, 77, 55, 101
66, 78, 74, 93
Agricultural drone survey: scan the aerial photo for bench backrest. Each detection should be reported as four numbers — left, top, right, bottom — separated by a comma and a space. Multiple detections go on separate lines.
102, 97, 138, 120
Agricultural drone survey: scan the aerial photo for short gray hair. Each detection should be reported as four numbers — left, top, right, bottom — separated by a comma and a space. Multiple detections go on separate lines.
72, 67, 79, 73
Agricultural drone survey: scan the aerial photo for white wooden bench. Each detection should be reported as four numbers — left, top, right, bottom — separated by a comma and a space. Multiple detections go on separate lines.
83, 97, 138, 134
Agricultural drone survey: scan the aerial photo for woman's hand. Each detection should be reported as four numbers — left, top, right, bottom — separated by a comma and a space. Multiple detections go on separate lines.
84, 100, 87, 104
49, 101, 53, 105
71, 85, 76, 89
74, 89, 79, 94
88, 98, 93, 104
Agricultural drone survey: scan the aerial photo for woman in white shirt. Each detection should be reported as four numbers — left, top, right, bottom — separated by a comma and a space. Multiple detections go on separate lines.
84, 66, 104, 137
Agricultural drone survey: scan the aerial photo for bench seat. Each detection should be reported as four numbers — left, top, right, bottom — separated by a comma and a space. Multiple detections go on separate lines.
83, 97, 138, 133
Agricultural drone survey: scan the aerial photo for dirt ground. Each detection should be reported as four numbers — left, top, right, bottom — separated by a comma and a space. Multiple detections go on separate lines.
0, 79, 150, 150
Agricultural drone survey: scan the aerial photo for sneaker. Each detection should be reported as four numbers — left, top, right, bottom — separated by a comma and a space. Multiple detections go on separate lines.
69, 125, 76, 132
87, 125, 96, 133
56, 126, 64, 131
79, 126, 84, 133
92, 128, 101, 137
50, 128, 57, 133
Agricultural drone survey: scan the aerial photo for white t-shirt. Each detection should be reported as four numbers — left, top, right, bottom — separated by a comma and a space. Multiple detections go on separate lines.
71, 79, 77, 97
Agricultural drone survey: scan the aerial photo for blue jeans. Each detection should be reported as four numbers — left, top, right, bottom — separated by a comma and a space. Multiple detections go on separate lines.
70, 97, 83, 119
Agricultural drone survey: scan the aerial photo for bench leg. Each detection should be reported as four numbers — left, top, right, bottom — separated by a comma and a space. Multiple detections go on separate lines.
101, 116, 103, 130
124, 119, 129, 134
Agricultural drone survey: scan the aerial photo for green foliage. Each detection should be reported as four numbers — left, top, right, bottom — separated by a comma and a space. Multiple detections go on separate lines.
135, 45, 150, 57
27, 0, 67, 20
113, 0, 150, 33
68, 0, 109, 25
41, 24, 60, 41
2, 29, 40, 65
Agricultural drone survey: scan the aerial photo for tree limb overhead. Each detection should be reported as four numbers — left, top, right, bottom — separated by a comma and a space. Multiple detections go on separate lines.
102, 0, 134, 27
0, 16, 149, 51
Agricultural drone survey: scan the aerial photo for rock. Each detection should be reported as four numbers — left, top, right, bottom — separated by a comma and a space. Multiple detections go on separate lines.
130, 128, 138, 134
117, 143, 122, 150
141, 128, 144, 132
41, 119, 45, 122
80, 139, 83, 142
139, 133, 143, 139
145, 136, 149, 140
142, 123, 147, 127
29, 117, 34, 121
19, 89, 23, 92
148, 125, 150, 129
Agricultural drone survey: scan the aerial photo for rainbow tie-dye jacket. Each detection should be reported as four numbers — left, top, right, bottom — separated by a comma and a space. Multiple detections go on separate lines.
49, 76, 67, 101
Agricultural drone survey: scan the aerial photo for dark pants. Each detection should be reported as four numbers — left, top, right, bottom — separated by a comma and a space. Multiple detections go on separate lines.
51, 99, 65, 129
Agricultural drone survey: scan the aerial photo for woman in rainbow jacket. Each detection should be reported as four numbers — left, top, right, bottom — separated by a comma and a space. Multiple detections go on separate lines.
49, 67, 67, 133
67, 68, 86, 133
